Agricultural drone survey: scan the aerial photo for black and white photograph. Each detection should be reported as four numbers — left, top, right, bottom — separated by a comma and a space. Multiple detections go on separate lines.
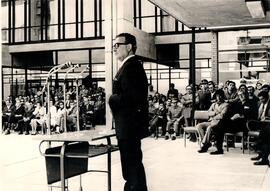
1, 0, 270, 190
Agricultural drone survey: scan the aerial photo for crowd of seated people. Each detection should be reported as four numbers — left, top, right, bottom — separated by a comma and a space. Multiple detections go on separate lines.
2, 84, 106, 135
2, 78, 270, 165
147, 80, 270, 165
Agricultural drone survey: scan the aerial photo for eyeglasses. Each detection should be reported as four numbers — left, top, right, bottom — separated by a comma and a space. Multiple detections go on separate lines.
113, 42, 128, 49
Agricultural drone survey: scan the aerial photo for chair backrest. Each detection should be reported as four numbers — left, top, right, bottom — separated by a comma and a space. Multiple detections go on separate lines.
193, 110, 209, 125
194, 110, 209, 120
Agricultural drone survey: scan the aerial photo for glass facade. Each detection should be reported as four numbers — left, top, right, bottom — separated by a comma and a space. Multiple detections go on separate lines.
1, 0, 105, 44
218, 29, 270, 85
3, 0, 270, 98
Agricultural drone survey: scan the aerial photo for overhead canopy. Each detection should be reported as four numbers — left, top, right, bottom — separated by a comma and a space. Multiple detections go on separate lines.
148, 0, 270, 29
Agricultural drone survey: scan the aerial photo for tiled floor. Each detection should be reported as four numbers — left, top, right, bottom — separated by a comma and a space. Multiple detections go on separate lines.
0, 132, 269, 191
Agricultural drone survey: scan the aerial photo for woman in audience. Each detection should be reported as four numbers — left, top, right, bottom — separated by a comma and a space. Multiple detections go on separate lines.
254, 81, 263, 97
181, 85, 199, 127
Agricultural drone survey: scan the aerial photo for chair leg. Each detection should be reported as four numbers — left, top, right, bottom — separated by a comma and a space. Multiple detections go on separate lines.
184, 132, 186, 147
194, 133, 200, 146
233, 135, 236, 148
226, 135, 229, 152
242, 136, 244, 154
248, 136, 250, 154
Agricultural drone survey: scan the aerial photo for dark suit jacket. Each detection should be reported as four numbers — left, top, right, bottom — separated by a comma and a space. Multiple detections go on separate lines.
258, 101, 270, 120
109, 56, 150, 140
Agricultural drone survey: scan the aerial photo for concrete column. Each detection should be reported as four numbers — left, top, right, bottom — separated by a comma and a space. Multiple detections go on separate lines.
211, 31, 219, 84
104, 0, 156, 130
104, 0, 114, 129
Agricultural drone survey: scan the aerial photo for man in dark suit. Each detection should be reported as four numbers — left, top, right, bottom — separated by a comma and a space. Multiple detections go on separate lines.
109, 33, 149, 191
249, 90, 270, 165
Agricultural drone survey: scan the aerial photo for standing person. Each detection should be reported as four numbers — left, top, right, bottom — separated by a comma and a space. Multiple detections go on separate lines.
167, 83, 179, 99
109, 33, 149, 191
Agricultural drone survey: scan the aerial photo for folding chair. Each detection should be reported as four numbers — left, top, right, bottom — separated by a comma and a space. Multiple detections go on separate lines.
183, 110, 209, 147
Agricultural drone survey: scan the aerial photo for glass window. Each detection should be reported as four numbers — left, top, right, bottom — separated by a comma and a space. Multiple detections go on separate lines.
92, 49, 105, 63
58, 50, 89, 64
196, 43, 211, 58
179, 44, 189, 59
141, 17, 156, 33
162, 16, 176, 32
84, 0, 95, 21
141, 0, 155, 16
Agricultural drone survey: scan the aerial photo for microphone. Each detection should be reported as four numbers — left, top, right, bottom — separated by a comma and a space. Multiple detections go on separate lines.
42, 61, 73, 93
48, 61, 73, 75
73, 64, 80, 69
64, 64, 80, 79
76, 65, 89, 80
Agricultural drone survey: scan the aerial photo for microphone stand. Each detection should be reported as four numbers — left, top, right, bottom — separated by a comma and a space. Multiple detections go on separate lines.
75, 66, 89, 131
41, 61, 72, 135
63, 64, 79, 132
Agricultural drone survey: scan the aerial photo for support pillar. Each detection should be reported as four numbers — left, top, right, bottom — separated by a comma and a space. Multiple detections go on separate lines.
211, 31, 219, 84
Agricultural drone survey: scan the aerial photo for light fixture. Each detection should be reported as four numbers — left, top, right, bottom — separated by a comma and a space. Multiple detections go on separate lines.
245, 0, 265, 18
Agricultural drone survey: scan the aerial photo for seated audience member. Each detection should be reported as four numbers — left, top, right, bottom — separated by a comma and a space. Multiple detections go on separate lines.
46, 100, 58, 132
152, 95, 159, 108
197, 89, 230, 154
238, 84, 248, 95
89, 97, 97, 127
149, 102, 167, 139
2, 99, 15, 134
247, 90, 270, 131
94, 95, 105, 125
255, 90, 270, 123
67, 87, 76, 100
81, 97, 95, 129
167, 83, 179, 99
80, 85, 89, 97
36, 87, 43, 97
239, 78, 247, 86
166, 98, 172, 109
30, 101, 45, 135
55, 101, 65, 133
8, 99, 25, 133
17, 101, 35, 135
261, 84, 270, 93
197, 81, 211, 110
50, 86, 56, 98
160, 94, 167, 105
251, 122, 270, 166
224, 81, 239, 104
148, 99, 156, 120
247, 90, 270, 165
226, 90, 258, 140
208, 81, 217, 103
54, 96, 60, 109
148, 84, 156, 97
165, 98, 184, 140
65, 94, 72, 109
66, 101, 77, 131
247, 86, 259, 104
254, 81, 263, 97
55, 86, 64, 100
